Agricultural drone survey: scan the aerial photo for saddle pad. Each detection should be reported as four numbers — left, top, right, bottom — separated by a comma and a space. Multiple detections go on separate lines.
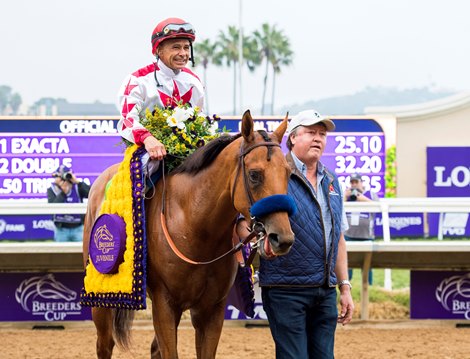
81, 145, 148, 310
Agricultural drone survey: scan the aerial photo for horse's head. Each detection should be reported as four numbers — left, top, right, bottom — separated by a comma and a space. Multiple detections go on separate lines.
232, 110, 295, 258
37, 273, 77, 301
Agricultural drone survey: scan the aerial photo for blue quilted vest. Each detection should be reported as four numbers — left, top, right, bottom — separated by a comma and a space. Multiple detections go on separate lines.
259, 153, 343, 287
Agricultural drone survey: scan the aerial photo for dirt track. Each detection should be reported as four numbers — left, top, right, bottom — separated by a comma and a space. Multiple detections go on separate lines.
2, 320, 470, 358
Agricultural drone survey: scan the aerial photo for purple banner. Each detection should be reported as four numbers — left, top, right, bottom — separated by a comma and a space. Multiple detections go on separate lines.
0, 272, 91, 321
0, 134, 124, 199
410, 270, 470, 320
322, 133, 385, 198
0, 215, 54, 241
223, 119, 385, 197
374, 213, 424, 237
427, 147, 470, 237
280, 133, 385, 197
427, 147, 470, 197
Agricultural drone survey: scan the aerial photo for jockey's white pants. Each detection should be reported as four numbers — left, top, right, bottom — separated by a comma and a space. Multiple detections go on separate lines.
141, 153, 161, 177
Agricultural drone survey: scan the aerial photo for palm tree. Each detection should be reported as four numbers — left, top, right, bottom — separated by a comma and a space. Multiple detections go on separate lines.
0, 85, 22, 115
10, 93, 22, 115
253, 23, 293, 115
194, 39, 218, 114
214, 26, 260, 115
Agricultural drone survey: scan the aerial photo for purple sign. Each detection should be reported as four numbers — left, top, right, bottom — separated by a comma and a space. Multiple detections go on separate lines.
323, 133, 386, 198
427, 147, 470, 237
0, 215, 54, 241
0, 272, 91, 321
375, 213, 424, 237
410, 270, 470, 320
223, 119, 386, 197
89, 214, 127, 274
0, 134, 124, 199
427, 147, 470, 197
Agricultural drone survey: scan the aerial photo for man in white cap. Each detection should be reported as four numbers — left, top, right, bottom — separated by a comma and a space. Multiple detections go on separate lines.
238, 109, 353, 358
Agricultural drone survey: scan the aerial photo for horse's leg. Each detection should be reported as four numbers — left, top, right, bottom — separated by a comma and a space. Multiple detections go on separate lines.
190, 301, 227, 359
150, 336, 161, 359
149, 287, 182, 359
92, 307, 115, 359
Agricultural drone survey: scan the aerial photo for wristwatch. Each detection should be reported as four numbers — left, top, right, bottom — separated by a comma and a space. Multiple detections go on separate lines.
338, 279, 352, 290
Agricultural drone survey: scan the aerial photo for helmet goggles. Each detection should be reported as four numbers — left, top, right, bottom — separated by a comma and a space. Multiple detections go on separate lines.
152, 23, 195, 42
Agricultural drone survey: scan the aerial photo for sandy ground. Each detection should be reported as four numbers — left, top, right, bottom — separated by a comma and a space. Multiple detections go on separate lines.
2, 320, 470, 359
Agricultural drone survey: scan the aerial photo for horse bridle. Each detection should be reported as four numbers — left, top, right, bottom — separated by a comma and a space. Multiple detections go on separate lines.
160, 133, 281, 266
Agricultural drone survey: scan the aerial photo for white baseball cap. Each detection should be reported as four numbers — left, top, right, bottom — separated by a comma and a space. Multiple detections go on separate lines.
287, 109, 336, 133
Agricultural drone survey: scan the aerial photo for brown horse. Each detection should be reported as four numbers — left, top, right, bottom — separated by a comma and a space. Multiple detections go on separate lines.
82, 110, 295, 358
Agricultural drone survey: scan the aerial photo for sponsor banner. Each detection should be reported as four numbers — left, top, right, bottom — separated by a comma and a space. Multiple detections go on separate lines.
410, 270, 470, 320
426, 147, 470, 237
374, 213, 424, 237
0, 272, 91, 321
427, 147, 470, 197
0, 215, 54, 241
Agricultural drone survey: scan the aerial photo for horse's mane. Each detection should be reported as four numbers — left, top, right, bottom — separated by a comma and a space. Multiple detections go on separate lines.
171, 133, 242, 175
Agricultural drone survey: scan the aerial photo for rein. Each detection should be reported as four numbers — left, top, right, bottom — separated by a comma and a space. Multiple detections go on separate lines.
159, 136, 280, 266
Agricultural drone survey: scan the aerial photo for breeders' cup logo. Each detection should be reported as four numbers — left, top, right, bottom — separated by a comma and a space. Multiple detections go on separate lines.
15, 274, 81, 321
94, 224, 115, 254
435, 273, 470, 319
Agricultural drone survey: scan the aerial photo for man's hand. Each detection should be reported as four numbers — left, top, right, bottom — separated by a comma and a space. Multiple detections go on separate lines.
144, 136, 167, 160
236, 218, 251, 239
337, 286, 354, 325
54, 177, 72, 194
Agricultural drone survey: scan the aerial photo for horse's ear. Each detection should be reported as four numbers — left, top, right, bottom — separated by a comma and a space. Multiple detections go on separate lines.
241, 109, 255, 142
272, 112, 289, 143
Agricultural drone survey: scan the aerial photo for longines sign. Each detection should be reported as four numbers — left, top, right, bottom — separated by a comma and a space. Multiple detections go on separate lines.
427, 147, 470, 237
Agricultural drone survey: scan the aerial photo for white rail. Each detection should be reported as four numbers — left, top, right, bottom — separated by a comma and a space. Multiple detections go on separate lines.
1, 198, 469, 238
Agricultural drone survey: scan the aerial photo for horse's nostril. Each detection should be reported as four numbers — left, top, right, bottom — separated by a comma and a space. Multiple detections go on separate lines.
268, 233, 292, 252
268, 233, 279, 245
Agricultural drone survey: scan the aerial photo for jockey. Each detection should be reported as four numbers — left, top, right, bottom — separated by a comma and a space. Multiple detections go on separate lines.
117, 17, 205, 175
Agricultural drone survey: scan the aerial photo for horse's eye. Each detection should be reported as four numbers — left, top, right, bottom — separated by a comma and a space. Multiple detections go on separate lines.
248, 170, 263, 186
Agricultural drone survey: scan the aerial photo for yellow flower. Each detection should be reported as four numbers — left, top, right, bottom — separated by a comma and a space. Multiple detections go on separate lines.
84, 145, 138, 294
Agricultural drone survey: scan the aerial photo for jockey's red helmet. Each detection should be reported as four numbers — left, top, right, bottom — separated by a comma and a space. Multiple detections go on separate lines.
151, 17, 196, 55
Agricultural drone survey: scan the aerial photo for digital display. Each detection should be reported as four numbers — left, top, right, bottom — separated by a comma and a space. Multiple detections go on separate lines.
327, 133, 385, 197
219, 118, 386, 197
0, 134, 125, 198
0, 116, 385, 240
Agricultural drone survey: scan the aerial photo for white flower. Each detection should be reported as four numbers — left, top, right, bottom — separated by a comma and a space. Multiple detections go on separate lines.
166, 106, 191, 129
209, 122, 219, 135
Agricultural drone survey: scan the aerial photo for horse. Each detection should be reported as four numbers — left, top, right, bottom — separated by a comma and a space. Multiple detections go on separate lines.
82, 110, 295, 358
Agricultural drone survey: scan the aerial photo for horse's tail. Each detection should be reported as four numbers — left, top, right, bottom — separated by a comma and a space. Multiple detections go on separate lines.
113, 308, 135, 350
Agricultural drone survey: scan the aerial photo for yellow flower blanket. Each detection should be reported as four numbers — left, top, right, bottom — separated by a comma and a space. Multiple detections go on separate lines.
80, 145, 147, 310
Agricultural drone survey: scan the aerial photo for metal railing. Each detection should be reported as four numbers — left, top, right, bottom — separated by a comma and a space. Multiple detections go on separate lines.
1, 197, 470, 240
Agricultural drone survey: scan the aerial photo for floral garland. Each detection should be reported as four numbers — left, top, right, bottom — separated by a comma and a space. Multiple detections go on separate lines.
81, 145, 147, 310
128, 103, 223, 171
